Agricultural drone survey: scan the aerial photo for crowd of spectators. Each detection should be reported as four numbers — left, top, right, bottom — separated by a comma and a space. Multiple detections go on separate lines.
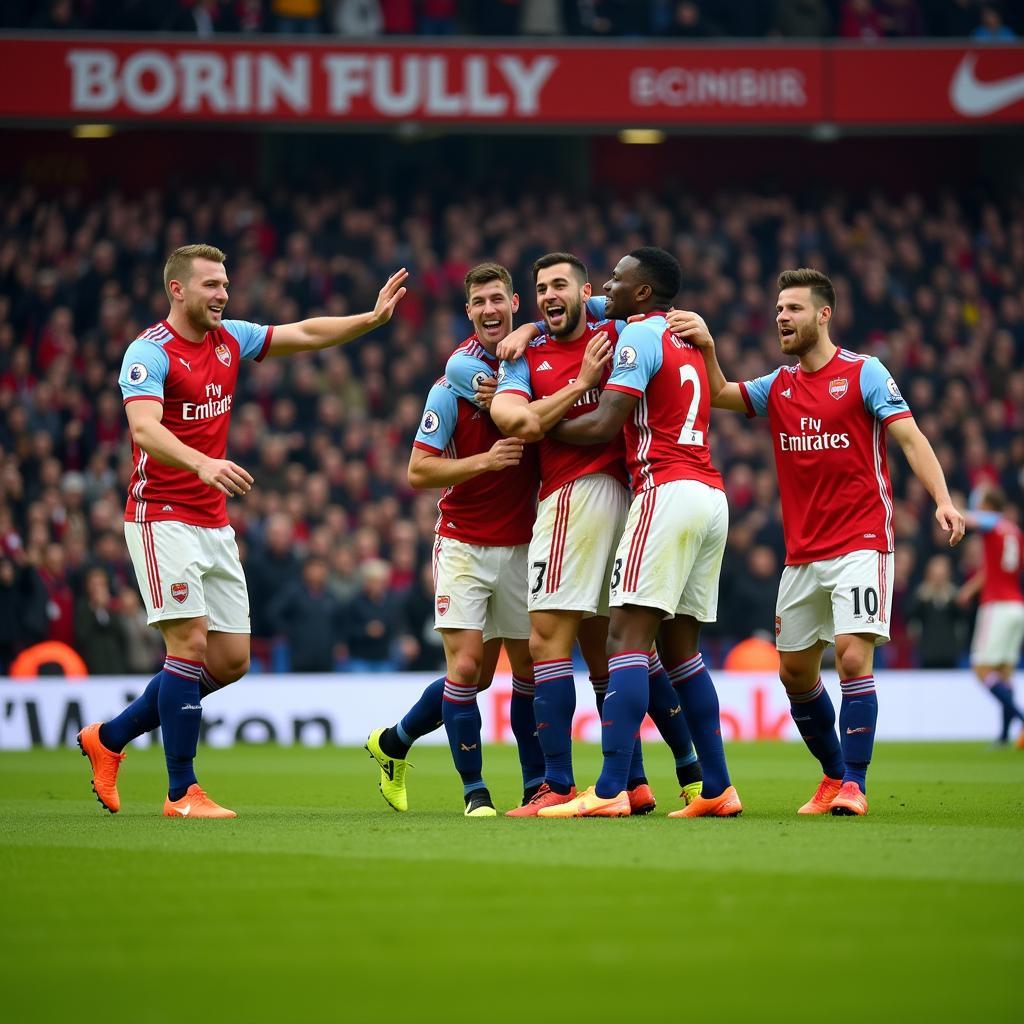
1, 169, 1022, 674
4, 0, 1021, 40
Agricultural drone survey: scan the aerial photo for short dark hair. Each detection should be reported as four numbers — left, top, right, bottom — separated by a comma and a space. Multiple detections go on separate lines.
777, 268, 836, 312
464, 262, 513, 301
627, 246, 681, 303
532, 252, 588, 284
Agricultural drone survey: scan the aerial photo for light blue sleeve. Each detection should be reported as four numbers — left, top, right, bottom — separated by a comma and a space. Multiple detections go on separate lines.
970, 511, 1001, 533
860, 357, 912, 422
741, 368, 782, 417
586, 295, 608, 319
414, 383, 459, 452
221, 319, 272, 361
118, 339, 169, 402
495, 356, 533, 399
444, 349, 495, 403
606, 321, 662, 394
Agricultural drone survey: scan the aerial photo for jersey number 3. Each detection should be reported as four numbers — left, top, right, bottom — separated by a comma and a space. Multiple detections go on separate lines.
677, 365, 704, 447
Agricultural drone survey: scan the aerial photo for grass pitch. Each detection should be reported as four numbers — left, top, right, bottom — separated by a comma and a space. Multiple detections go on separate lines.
1, 741, 1021, 1023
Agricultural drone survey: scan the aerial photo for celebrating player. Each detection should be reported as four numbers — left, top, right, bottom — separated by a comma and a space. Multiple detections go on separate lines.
77, 244, 407, 818
491, 252, 702, 817
365, 262, 584, 816
958, 487, 1024, 746
670, 268, 965, 816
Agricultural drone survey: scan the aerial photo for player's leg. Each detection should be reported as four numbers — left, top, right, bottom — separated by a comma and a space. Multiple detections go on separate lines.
502, 637, 546, 803
971, 603, 1024, 744
648, 648, 701, 802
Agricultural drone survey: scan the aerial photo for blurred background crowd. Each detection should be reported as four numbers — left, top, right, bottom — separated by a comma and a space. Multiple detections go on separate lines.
3, 0, 1021, 41
2, 164, 1021, 674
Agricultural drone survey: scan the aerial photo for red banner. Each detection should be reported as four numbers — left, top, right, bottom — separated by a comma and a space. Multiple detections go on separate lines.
0, 37, 1020, 126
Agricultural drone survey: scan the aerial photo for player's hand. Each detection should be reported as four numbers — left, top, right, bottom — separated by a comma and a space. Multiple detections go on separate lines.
496, 324, 535, 362
484, 437, 525, 472
474, 374, 498, 411
936, 502, 966, 547
370, 268, 409, 327
198, 458, 253, 496
577, 331, 613, 389
667, 310, 714, 348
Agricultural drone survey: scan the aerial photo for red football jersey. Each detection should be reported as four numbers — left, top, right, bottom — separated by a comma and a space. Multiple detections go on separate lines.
740, 348, 913, 565
118, 319, 272, 528
496, 320, 629, 501
413, 341, 538, 547
981, 518, 1023, 604
604, 313, 723, 494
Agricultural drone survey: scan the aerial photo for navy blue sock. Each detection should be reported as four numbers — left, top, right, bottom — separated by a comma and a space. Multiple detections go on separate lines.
394, 676, 445, 752
533, 659, 576, 794
99, 671, 162, 753
668, 654, 731, 798
510, 675, 545, 791
442, 679, 485, 796
596, 652, 651, 799
593, 674, 645, 788
788, 677, 845, 780
648, 652, 698, 768
988, 678, 1024, 742
839, 675, 878, 794
158, 657, 203, 800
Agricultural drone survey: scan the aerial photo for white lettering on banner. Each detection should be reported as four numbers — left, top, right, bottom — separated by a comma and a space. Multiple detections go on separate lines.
0, 672, 1001, 749
631, 66, 806, 108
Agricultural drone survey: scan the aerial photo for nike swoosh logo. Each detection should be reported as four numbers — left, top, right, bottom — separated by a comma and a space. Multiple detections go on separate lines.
175, 803, 191, 816
950, 54, 1024, 117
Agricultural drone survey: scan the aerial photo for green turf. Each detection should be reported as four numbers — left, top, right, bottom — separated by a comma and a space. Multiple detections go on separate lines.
1, 742, 1021, 1023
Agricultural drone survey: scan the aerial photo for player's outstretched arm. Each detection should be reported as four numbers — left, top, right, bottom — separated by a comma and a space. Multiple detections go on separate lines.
407, 438, 525, 490
265, 268, 408, 357
887, 417, 966, 547
125, 399, 253, 496
665, 310, 746, 412
549, 387, 636, 446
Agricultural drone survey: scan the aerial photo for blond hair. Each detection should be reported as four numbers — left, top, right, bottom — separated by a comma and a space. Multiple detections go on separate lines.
163, 243, 227, 302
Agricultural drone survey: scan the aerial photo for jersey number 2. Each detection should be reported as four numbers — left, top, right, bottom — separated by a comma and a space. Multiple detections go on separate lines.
677, 365, 704, 446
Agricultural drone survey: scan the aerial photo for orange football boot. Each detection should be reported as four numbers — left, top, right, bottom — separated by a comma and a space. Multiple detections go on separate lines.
1016, 730, 1024, 751
627, 782, 656, 816
537, 786, 631, 818
505, 783, 576, 817
668, 785, 743, 818
163, 784, 236, 819
829, 781, 868, 816
797, 776, 844, 815
77, 722, 125, 814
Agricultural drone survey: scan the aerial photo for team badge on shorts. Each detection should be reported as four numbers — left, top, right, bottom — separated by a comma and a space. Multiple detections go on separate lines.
775, 615, 782, 638
215, 343, 231, 366
828, 377, 848, 400
436, 595, 450, 615
171, 582, 189, 604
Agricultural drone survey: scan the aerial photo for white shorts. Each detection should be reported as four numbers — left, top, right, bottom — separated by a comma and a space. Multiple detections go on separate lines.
527, 473, 628, 615
609, 480, 728, 621
971, 601, 1024, 666
775, 549, 894, 651
124, 521, 250, 633
432, 536, 530, 643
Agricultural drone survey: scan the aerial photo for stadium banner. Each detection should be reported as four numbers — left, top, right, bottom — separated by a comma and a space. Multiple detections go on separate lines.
0, 38, 1021, 126
0, 671, 1003, 750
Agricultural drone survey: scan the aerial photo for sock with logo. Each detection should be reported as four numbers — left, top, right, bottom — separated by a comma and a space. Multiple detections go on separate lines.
648, 652, 700, 783
668, 654, 731, 799
839, 675, 878, 794
442, 679, 485, 796
787, 677, 845, 780
510, 674, 546, 792
595, 652, 651, 799
533, 659, 576, 794
158, 656, 203, 801
99, 670, 163, 753
593, 673, 646, 789
987, 676, 1024, 743
378, 677, 445, 758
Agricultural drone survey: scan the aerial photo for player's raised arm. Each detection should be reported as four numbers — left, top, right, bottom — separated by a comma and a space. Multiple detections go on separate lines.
265, 268, 408, 356
408, 438, 526, 489
125, 399, 253, 496
665, 310, 747, 413
887, 417, 966, 546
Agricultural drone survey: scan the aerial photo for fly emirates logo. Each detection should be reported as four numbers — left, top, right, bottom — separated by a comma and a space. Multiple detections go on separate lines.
778, 416, 850, 452
183, 382, 232, 421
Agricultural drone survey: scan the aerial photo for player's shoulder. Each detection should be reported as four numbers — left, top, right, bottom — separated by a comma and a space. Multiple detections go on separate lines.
131, 322, 175, 350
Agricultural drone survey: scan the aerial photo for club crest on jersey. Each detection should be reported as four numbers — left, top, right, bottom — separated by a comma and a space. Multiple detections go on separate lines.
170, 582, 189, 604
775, 615, 782, 638
617, 345, 638, 369
436, 595, 450, 615
828, 377, 848, 400
215, 343, 231, 367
